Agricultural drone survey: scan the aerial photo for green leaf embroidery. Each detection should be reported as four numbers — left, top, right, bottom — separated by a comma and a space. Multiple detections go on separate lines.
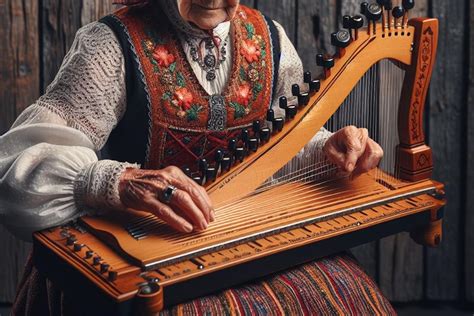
186, 104, 203, 121
252, 83, 263, 101
161, 91, 173, 101
176, 72, 186, 87
230, 101, 247, 119
245, 23, 255, 39
239, 67, 247, 81
169, 62, 177, 73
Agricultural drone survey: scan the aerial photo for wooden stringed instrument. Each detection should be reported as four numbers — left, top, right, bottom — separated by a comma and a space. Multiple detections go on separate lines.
33, 2, 445, 314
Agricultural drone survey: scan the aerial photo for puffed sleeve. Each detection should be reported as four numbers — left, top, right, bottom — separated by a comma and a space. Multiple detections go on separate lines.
0, 22, 137, 241
270, 21, 333, 176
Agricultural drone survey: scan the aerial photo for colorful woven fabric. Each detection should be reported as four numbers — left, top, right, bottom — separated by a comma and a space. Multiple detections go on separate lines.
160, 253, 396, 315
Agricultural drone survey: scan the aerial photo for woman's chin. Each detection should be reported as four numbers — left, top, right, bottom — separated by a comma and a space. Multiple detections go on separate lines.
188, 11, 228, 30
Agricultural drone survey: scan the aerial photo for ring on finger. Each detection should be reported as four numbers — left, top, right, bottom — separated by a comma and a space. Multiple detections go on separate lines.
160, 185, 178, 204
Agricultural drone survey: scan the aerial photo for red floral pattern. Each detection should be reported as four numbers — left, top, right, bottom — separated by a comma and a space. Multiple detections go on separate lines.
153, 45, 175, 67
241, 39, 261, 63
173, 87, 194, 110
236, 83, 252, 106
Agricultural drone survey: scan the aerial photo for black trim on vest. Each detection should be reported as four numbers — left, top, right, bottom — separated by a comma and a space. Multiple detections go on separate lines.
100, 14, 150, 165
263, 15, 281, 105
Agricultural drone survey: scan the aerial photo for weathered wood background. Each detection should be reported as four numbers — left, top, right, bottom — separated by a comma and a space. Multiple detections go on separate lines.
0, 0, 472, 305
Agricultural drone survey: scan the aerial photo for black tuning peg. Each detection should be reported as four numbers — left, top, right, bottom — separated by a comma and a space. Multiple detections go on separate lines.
402, 0, 414, 10
206, 167, 217, 182
331, 30, 351, 48
291, 84, 309, 107
279, 96, 288, 109
228, 138, 237, 151
220, 156, 232, 172
351, 15, 364, 29
272, 117, 284, 133
343, 15, 352, 29
252, 120, 261, 134
215, 149, 224, 163
241, 129, 249, 145
316, 54, 335, 69
365, 3, 383, 21
383, 0, 393, 10
234, 147, 246, 163
392, 6, 404, 18
260, 127, 271, 143
198, 158, 208, 173
266, 108, 275, 122
304, 71, 320, 94
248, 138, 259, 152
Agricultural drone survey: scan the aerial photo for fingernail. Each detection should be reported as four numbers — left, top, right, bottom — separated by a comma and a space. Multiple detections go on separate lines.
210, 209, 216, 222
201, 220, 208, 230
184, 223, 193, 233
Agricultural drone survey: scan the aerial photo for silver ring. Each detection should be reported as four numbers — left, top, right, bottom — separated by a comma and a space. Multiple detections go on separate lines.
161, 185, 177, 203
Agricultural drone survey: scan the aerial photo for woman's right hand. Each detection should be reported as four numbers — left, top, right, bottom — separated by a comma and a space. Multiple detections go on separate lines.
118, 166, 215, 233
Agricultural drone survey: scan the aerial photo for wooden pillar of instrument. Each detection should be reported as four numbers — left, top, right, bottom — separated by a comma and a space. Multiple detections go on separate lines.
397, 18, 439, 182
396, 18, 442, 247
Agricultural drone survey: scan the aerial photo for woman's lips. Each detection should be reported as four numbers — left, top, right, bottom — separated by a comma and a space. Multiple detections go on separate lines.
193, 3, 225, 11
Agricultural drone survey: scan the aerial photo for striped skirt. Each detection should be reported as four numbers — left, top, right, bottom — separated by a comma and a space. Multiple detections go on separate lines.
160, 253, 395, 315
13, 253, 395, 315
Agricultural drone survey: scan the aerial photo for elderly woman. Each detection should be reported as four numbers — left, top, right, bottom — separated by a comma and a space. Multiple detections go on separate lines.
1, 0, 392, 314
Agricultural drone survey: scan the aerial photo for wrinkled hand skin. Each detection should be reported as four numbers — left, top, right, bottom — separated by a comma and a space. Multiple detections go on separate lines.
323, 126, 384, 177
119, 167, 215, 233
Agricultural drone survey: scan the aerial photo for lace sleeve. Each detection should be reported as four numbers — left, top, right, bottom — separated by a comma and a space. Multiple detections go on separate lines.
34, 22, 127, 149
0, 22, 138, 241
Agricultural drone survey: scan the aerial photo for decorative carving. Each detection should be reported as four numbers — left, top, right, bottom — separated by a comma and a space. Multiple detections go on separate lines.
410, 27, 434, 142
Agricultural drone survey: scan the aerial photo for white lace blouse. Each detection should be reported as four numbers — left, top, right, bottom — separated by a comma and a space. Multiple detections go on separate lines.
0, 19, 332, 241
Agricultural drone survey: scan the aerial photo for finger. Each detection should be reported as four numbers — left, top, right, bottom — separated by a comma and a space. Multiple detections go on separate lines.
164, 166, 215, 222
169, 189, 208, 231
353, 139, 383, 177
143, 198, 194, 233
344, 128, 369, 172
324, 141, 347, 167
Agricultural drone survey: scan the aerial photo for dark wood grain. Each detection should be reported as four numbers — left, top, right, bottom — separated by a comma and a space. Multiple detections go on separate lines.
465, 0, 474, 303
426, 0, 467, 300
0, 0, 39, 302
257, 0, 296, 44
297, 0, 337, 75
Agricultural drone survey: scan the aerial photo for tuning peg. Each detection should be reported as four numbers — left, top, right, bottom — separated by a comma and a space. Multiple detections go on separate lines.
279, 96, 288, 109
206, 167, 217, 182
304, 71, 320, 94
220, 156, 231, 172
331, 29, 351, 58
266, 108, 275, 122
228, 138, 237, 151
402, 0, 414, 10
234, 147, 245, 163
252, 120, 261, 134
383, 0, 393, 10
365, 3, 382, 21
392, 6, 404, 28
260, 127, 271, 143
316, 54, 335, 78
241, 129, 249, 145
361, 2, 369, 15
198, 158, 208, 173
248, 138, 259, 152
343, 15, 352, 29
215, 149, 224, 162
272, 117, 284, 133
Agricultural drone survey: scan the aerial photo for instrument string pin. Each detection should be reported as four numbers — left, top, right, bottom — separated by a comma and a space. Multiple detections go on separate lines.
392, 6, 405, 29
402, 0, 414, 27
304, 71, 320, 94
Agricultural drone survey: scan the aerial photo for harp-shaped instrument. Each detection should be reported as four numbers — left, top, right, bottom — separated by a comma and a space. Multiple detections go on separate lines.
33, 3, 445, 314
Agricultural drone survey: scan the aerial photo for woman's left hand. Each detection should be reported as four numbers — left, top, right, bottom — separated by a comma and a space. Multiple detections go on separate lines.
323, 126, 384, 177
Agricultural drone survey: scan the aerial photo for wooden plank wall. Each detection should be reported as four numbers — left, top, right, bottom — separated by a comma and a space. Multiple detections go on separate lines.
0, 0, 472, 305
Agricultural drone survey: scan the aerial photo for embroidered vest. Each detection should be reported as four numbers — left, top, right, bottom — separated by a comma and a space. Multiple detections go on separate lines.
101, 4, 280, 171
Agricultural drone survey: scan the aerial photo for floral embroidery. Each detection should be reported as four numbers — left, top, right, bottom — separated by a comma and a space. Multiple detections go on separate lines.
153, 45, 175, 67
241, 39, 261, 63
236, 83, 252, 106
173, 87, 193, 110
